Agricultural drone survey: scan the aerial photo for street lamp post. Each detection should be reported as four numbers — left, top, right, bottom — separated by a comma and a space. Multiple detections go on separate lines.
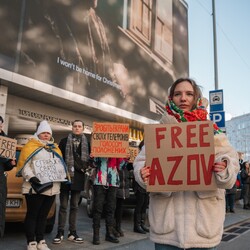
212, 0, 219, 90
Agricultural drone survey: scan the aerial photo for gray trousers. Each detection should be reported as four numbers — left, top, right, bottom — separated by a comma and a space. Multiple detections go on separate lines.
57, 189, 81, 233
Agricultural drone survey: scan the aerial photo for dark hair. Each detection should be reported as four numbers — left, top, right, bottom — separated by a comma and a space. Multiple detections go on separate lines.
169, 78, 202, 108
138, 140, 144, 150
72, 120, 84, 127
242, 161, 249, 169
0, 116, 4, 123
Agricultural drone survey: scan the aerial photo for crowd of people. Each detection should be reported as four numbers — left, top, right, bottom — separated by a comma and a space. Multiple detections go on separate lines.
225, 157, 250, 213
1, 117, 149, 250
0, 77, 242, 250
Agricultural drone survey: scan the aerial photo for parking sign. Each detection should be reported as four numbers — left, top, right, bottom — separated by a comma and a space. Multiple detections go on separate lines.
209, 111, 225, 130
209, 89, 224, 112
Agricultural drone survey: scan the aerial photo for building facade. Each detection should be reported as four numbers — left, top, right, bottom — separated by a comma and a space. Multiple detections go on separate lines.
226, 114, 250, 161
0, 0, 189, 144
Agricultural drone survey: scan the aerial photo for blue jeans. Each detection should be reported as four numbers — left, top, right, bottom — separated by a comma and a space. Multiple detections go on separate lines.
226, 193, 235, 210
57, 189, 80, 233
155, 243, 217, 250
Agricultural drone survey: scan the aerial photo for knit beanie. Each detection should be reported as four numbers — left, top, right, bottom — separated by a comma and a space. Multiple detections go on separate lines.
36, 120, 52, 135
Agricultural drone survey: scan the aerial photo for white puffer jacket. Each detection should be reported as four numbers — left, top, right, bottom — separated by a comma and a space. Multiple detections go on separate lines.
133, 120, 239, 249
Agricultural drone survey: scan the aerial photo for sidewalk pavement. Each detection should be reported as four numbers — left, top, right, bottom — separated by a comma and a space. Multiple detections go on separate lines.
224, 199, 250, 228
2, 199, 250, 250
52, 199, 250, 250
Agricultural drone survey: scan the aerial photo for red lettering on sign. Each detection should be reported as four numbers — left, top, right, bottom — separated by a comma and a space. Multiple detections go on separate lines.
149, 158, 165, 185
200, 123, 210, 147
187, 124, 197, 148
167, 156, 183, 185
187, 154, 200, 185
171, 126, 182, 148
200, 154, 215, 185
155, 127, 166, 148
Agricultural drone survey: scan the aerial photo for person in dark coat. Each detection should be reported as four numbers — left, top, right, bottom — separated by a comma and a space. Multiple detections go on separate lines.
53, 120, 89, 244
133, 140, 149, 234
113, 156, 133, 237
0, 116, 16, 237
240, 161, 250, 209
225, 182, 237, 213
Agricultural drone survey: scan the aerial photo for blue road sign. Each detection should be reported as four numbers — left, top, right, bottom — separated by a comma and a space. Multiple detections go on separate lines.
209, 111, 225, 129
209, 89, 224, 112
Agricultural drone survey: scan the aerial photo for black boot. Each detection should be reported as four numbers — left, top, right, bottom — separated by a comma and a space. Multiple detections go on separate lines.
112, 227, 120, 238
116, 222, 124, 237
93, 227, 100, 245
105, 226, 119, 243
141, 223, 149, 232
141, 213, 149, 232
134, 224, 146, 234
134, 213, 146, 234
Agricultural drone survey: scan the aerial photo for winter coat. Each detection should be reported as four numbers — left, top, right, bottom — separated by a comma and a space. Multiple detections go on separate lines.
0, 131, 15, 237
133, 119, 239, 249
93, 158, 125, 187
0, 131, 14, 175
17, 137, 64, 196
226, 182, 237, 194
117, 162, 133, 199
240, 168, 250, 184
59, 137, 88, 191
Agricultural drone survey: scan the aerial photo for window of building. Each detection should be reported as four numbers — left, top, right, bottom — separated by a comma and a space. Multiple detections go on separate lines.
129, 0, 173, 63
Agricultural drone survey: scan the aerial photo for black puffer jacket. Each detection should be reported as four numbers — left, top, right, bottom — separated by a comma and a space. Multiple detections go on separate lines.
116, 162, 133, 199
0, 131, 15, 237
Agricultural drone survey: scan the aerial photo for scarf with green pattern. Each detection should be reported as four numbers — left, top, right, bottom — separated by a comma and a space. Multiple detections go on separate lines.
165, 97, 222, 134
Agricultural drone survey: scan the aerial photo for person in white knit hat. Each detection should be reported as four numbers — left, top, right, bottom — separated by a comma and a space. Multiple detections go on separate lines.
16, 120, 69, 250
35, 120, 52, 137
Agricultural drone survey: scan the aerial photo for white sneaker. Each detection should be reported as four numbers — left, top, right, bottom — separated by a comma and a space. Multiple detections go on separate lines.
27, 241, 37, 250
37, 240, 50, 250
67, 231, 84, 243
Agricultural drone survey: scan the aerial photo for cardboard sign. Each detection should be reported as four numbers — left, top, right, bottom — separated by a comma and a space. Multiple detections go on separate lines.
144, 121, 216, 192
91, 122, 129, 158
33, 158, 67, 184
129, 146, 139, 162
0, 136, 17, 159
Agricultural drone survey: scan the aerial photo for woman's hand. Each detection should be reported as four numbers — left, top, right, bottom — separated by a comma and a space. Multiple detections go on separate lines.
213, 161, 227, 172
140, 166, 151, 182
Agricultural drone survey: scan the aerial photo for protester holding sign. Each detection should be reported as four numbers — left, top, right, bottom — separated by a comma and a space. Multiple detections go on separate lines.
0, 116, 16, 238
90, 122, 130, 245
90, 155, 129, 245
53, 120, 89, 245
133, 78, 239, 250
16, 120, 68, 250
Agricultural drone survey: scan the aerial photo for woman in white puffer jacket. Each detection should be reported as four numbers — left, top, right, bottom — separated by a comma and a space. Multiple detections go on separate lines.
133, 78, 239, 250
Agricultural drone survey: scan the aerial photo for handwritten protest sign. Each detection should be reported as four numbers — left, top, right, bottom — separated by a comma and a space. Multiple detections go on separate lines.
33, 158, 66, 184
0, 136, 17, 159
129, 147, 139, 162
144, 121, 216, 192
91, 122, 129, 158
